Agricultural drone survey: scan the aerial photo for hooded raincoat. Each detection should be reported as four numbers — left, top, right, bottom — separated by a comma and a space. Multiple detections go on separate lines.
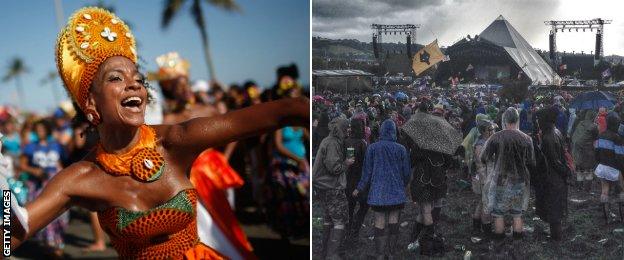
571, 110, 599, 170
356, 120, 411, 207
462, 114, 490, 173
313, 118, 349, 190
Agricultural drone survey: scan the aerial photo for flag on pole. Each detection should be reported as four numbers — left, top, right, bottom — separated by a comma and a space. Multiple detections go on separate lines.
412, 39, 445, 76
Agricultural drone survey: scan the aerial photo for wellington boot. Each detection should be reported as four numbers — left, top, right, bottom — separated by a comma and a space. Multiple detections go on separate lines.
387, 224, 399, 260
373, 227, 387, 260
411, 222, 424, 242
550, 221, 562, 241
482, 223, 493, 238
472, 218, 481, 232
321, 224, 332, 259
602, 202, 610, 224
584, 181, 592, 192
420, 224, 444, 256
326, 228, 344, 260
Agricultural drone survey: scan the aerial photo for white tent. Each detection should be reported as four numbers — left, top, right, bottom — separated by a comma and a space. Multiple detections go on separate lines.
479, 15, 561, 85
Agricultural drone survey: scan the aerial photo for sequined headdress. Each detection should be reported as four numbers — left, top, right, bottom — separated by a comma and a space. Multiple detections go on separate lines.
56, 7, 137, 113
148, 52, 190, 81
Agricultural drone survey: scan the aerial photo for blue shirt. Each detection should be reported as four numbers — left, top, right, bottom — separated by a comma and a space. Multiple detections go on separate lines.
22, 141, 64, 174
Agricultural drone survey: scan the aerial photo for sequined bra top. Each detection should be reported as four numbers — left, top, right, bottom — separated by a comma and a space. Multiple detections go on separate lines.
98, 188, 201, 259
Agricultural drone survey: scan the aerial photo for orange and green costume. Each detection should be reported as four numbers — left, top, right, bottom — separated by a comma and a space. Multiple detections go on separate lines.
98, 188, 224, 259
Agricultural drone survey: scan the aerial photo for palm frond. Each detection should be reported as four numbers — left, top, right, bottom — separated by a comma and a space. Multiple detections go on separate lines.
190, 0, 206, 32
205, 0, 240, 12
162, 0, 186, 28
4, 58, 28, 82
92, 0, 115, 13
41, 71, 58, 85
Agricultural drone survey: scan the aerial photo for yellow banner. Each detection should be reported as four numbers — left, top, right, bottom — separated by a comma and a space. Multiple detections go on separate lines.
412, 39, 445, 76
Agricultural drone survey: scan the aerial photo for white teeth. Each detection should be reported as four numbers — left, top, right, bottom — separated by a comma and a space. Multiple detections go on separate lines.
122, 96, 142, 105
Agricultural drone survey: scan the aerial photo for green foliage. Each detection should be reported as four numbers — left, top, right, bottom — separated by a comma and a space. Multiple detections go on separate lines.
161, 0, 240, 81
3, 57, 28, 82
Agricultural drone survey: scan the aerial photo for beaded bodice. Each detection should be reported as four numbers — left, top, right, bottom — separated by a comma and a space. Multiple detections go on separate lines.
98, 189, 200, 259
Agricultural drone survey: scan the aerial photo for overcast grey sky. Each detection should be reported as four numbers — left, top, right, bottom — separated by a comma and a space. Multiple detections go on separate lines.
313, 0, 624, 56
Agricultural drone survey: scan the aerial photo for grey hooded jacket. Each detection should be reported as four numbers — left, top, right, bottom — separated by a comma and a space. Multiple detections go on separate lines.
313, 118, 349, 190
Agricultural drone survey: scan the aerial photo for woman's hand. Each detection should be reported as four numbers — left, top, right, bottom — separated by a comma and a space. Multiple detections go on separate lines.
19, 156, 45, 179
345, 158, 355, 166
297, 159, 309, 173
160, 97, 309, 167
352, 189, 359, 197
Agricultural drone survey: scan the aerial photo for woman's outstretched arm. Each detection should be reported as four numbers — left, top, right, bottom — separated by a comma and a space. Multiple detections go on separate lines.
9, 162, 89, 249
160, 97, 309, 161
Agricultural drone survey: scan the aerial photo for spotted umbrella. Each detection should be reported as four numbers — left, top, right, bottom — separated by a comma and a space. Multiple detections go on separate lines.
401, 112, 463, 155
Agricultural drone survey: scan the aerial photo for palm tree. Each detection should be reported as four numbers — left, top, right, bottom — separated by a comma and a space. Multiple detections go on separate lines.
161, 0, 240, 81
3, 58, 29, 106
41, 71, 63, 105
93, 0, 115, 13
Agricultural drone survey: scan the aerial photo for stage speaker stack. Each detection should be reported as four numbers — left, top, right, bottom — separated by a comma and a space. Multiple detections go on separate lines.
595, 33, 602, 61
373, 35, 379, 59
549, 33, 556, 62
406, 35, 412, 58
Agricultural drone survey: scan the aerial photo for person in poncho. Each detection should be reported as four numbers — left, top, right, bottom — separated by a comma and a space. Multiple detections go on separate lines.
480, 107, 535, 242
462, 113, 491, 177
471, 120, 495, 236
571, 110, 598, 191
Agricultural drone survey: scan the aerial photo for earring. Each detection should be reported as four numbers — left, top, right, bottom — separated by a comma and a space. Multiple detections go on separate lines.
85, 109, 101, 125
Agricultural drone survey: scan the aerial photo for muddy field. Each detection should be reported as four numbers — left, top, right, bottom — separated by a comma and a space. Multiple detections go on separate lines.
312, 169, 624, 259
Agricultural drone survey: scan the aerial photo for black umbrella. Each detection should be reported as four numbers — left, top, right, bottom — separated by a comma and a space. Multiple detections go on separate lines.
401, 112, 462, 155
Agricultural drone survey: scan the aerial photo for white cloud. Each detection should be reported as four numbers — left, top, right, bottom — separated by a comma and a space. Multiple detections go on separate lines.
313, 0, 624, 55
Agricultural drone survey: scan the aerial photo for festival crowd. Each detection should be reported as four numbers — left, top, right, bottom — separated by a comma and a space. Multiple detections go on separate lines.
312, 81, 624, 258
0, 58, 310, 258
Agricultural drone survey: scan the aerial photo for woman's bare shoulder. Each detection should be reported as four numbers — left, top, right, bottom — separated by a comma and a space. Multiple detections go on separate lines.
54, 160, 100, 187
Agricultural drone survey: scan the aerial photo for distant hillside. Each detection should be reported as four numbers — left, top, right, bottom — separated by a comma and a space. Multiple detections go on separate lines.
605, 55, 624, 64
312, 37, 424, 60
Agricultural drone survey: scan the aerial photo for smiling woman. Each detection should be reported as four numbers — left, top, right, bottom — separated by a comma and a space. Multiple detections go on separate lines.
5, 7, 308, 259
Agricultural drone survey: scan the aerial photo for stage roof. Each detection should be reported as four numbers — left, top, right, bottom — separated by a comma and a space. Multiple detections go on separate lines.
479, 15, 561, 85
312, 70, 374, 77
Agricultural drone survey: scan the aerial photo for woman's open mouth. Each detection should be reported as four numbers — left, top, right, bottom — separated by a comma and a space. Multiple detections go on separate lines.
121, 96, 143, 113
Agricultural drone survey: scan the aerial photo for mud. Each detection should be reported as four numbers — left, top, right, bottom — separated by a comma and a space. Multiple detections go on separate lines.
312, 169, 624, 259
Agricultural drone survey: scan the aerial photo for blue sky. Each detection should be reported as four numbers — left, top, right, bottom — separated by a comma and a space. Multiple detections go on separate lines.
0, 0, 310, 113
